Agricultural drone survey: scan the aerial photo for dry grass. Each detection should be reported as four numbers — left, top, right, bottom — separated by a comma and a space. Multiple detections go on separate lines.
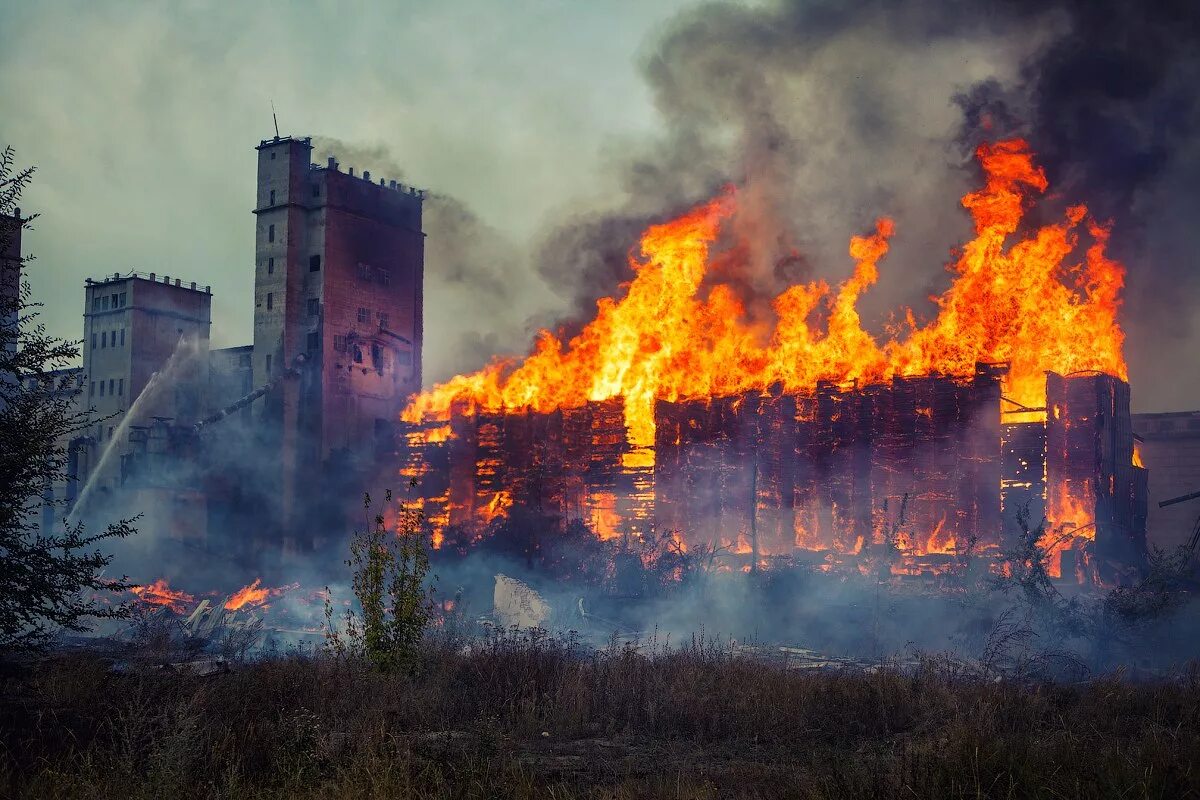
2, 632, 1199, 799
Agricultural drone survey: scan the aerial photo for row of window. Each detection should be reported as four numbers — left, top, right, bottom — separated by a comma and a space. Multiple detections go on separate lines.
92, 292, 127, 312
89, 377, 124, 398
263, 254, 321, 273
91, 328, 126, 349
356, 307, 389, 329
356, 263, 390, 286
264, 184, 321, 207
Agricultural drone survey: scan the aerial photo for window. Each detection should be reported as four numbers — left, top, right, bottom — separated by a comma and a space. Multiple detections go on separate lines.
111, 293, 118, 308
357, 263, 371, 281
101, 331, 107, 348
269, 189, 276, 205
307, 298, 319, 317
102, 295, 110, 310
357, 307, 369, 324
309, 254, 321, 272
89, 381, 95, 397
268, 224, 275, 243
268, 257, 274, 275
99, 381, 105, 397
266, 354, 273, 373
377, 312, 389, 330
312, 184, 320, 198
91, 333, 97, 349
120, 328, 125, 346
108, 379, 114, 395
352, 345, 363, 364
377, 269, 391, 287
270, 151, 276, 160
307, 331, 319, 351
92, 298, 100, 311
371, 344, 382, 368
266, 292, 273, 310
119, 292, 127, 307
334, 335, 346, 353
107, 426, 114, 440
118, 378, 123, 396
397, 351, 413, 366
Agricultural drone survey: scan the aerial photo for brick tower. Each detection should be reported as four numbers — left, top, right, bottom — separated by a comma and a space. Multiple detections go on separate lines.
252, 135, 424, 552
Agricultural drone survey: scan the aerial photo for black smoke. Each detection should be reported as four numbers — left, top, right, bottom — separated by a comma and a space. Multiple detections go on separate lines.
530, 0, 1200, 410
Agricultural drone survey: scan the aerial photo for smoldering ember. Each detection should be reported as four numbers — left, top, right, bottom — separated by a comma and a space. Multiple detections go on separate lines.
5, 2, 1200, 797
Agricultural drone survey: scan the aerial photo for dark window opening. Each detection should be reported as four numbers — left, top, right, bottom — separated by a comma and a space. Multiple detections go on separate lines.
309, 254, 321, 272
312, 184, 320, 198
119, 292, 127, 307
269, 189, 276, 205
92, 298, 100, 311
268, 224, 275, 243
357, 307, 369, 324
266, 354, 272, 373
270, 151, 276, 160
91, 333, 97, 349
307, 298, 319, 317
101, 331, 107, 348
307, 331, 319, 352
89, 381, 95, 397
371, 344, 382, 368
334, 335, 346, 352
377, 312, 389, 330
378, 269, 391, 287
352, 345, 363, 364
120, 329, 125, 346
118, 378, 123, 396
102, 296, 109, 310
99, 381, 105, 397
266, 292, 273, 310
108, 379, 114, 395
268, 257, 274, 274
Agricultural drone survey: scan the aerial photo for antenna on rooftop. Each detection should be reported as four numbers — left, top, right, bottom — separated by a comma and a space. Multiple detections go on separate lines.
271, 100, 280, 138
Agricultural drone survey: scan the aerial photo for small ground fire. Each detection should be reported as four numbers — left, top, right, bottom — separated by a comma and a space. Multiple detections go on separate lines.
398, 140, 1145, 583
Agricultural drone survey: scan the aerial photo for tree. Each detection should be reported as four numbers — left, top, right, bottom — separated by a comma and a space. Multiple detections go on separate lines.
325, 491, 434, 672
0, 146, 136, 653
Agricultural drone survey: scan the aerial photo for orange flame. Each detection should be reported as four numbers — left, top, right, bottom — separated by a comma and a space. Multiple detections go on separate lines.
131, 578, 194, 613
225, 578, 271, 610
479, 491, 513, 525
406, 140, 1124, 444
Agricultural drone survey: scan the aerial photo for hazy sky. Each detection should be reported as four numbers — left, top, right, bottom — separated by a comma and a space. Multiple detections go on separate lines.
0, 0, 695, 357
2, 0, 1196, 412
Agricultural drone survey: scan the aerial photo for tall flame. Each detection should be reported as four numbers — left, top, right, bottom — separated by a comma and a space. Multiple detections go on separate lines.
405, 139, 1125, 443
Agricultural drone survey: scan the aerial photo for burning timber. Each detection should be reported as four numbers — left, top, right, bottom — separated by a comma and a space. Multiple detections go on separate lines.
399, 365, 1148, 584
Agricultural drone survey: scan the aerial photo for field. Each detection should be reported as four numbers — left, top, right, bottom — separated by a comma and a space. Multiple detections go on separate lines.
3, 632, 1199, 799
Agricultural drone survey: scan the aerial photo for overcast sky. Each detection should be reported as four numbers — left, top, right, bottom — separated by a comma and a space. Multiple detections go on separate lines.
0, 0, 696, 362
2, 0, 1196, 412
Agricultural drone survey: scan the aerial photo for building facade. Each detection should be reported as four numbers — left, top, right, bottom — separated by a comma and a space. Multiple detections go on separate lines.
251, 135, 425, 549
76, 272, 211, 501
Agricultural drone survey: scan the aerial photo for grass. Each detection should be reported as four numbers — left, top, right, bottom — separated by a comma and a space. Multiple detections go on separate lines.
2, 632, 1199, 799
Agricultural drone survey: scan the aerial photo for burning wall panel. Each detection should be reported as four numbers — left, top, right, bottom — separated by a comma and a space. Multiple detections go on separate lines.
398, 367, 1144, 581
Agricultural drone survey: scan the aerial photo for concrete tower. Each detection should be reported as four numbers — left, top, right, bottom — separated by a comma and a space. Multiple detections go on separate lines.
252, 135, 424, 551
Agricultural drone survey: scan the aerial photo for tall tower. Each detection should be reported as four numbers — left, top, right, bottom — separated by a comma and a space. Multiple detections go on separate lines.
252, 135, 425, 552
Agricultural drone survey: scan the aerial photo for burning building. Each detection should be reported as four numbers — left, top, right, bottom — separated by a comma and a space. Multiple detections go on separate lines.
398, 140, 1148, 583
